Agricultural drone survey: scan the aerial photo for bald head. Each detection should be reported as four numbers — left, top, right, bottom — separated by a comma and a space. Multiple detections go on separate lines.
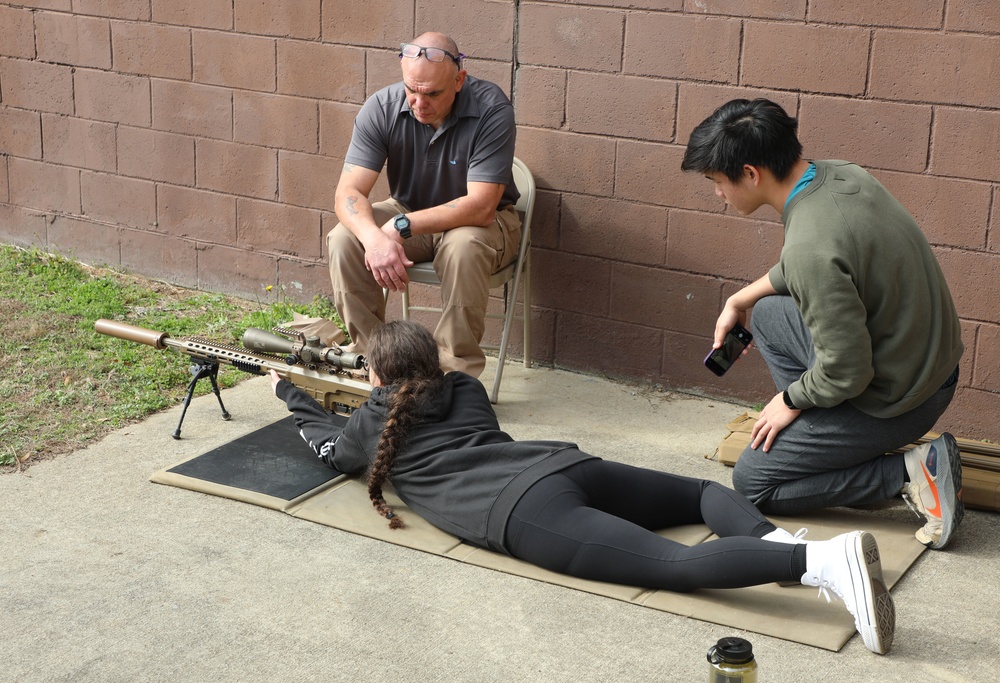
412, 32, 460, 58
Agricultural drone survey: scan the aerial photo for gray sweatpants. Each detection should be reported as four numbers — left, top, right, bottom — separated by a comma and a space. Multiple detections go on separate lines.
733, 296, 957, 515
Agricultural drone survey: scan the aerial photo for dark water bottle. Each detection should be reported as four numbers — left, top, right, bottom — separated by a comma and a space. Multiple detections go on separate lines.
706, 637, 758, 683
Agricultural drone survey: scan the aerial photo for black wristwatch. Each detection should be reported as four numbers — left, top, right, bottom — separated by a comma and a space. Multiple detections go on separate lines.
782, 390, 798, 410
393, 213, 411, 239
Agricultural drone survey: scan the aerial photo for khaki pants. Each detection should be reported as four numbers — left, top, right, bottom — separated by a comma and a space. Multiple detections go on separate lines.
327, 199, 521, 377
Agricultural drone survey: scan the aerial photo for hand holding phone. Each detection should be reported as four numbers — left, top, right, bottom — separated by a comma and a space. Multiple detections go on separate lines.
704, 323, 753, 376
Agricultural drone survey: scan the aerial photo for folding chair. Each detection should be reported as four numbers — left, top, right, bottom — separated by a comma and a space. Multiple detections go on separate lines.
400, 157, 534, 403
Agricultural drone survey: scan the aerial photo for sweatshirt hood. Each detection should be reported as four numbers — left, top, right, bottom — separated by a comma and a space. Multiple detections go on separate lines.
367, 372, 457, 422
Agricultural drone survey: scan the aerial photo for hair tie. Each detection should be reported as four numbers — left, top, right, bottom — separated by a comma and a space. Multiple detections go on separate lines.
385, 511, 395, 519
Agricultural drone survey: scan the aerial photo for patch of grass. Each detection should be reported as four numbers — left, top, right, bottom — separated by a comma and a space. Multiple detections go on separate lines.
0, 245, 344, 470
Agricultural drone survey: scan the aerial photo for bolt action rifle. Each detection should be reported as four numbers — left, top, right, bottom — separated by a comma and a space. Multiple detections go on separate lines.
95, 319, 371, 439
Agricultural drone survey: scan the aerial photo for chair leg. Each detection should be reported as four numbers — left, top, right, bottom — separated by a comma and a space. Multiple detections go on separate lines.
490, 318, 509, 404
401, 283, 410, 321
522, 252, 531, 369
490, 257, 526, 404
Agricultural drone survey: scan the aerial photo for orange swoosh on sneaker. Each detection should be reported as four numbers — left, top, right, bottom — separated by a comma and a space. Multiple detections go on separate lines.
920, 461, 942, 518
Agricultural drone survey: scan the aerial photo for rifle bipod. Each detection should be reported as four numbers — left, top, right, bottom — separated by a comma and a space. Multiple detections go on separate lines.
172, 357, 231, 439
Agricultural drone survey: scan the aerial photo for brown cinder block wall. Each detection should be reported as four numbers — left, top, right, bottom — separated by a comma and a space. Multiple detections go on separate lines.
2, 1, 999, 439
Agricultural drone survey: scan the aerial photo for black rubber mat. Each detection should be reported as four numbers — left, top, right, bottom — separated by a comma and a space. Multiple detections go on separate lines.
167, 414, 346, 500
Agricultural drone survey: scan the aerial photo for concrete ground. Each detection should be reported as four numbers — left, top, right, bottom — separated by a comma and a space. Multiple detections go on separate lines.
2, 358, 997, 682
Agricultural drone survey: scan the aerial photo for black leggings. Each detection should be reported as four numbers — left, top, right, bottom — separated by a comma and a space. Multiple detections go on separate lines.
504, 458, 806, 592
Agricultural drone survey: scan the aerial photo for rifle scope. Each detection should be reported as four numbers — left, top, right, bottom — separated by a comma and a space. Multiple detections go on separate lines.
242, 328, 365, 370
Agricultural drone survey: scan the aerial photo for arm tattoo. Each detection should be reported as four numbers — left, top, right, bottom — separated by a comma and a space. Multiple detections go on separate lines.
346, 195, 360, 216
343, 163, 357, 173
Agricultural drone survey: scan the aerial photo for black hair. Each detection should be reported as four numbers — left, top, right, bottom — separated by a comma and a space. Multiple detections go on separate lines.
681, 99, 803, 181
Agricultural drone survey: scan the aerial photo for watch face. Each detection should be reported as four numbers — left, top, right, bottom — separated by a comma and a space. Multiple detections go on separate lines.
394, 214, 410, 237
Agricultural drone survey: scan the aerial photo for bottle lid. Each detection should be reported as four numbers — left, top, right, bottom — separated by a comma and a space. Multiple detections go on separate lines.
712, 637, 754, 664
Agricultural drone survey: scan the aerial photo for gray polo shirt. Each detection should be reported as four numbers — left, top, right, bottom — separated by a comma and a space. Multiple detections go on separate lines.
344, 75, 519, 212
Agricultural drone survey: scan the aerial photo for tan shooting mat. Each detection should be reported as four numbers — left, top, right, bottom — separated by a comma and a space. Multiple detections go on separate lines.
152, 419, 927, 652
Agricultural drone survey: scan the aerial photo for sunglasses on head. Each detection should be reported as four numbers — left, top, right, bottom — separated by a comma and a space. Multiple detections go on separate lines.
399, 43, 465, 66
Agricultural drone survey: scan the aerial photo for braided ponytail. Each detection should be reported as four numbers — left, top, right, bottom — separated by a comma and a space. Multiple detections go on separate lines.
365, 321, 443, 529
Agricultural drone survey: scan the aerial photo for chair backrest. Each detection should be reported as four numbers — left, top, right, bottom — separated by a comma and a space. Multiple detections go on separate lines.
511, 157, 535, 241
510, 157, 535, 257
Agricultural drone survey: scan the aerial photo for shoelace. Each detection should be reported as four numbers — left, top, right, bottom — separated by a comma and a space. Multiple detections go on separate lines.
901, 487, 923, 520
792, 527, 809, 541
814, 577, 843, 605
901, 483, 940, 527
810, 537, 849, 609
815, 578, 864, 636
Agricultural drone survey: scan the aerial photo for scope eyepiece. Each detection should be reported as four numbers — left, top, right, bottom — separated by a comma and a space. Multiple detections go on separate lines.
325, 349, 365, 370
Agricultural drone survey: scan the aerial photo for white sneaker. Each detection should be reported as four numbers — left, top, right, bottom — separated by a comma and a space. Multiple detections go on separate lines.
902, 433, 964, 549
801, 531, 895, 655
762, 527, 809, 544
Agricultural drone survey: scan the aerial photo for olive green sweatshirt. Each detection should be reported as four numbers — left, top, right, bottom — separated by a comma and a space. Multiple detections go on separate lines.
769, 160, 963, 418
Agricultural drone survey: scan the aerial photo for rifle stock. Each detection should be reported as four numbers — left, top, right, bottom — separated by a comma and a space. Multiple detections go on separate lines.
95, 319, 371, 415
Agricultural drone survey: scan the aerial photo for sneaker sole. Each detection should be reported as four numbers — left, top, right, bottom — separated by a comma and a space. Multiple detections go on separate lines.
858, 530, 885, 588
870, 579, 896, 655
848, 531, 895, 654
932, 432, 965, 550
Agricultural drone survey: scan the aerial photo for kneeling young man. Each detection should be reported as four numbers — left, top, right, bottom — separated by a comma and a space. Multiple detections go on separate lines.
682, 99, 964, 549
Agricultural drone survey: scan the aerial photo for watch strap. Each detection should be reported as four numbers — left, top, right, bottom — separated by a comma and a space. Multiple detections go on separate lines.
782, 389, 798, 410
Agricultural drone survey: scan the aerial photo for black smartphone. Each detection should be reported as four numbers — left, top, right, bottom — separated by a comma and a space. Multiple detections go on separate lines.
704, 323, 753, 376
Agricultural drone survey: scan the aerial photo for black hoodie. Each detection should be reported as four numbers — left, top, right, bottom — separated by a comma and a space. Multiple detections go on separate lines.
276, 372, 593, 553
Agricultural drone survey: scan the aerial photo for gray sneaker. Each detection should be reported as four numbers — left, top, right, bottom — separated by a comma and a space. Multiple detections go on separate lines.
902, 432, 964, 549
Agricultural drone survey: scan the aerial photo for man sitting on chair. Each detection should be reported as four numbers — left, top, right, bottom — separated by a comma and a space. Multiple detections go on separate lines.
327, 31, 521, 377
